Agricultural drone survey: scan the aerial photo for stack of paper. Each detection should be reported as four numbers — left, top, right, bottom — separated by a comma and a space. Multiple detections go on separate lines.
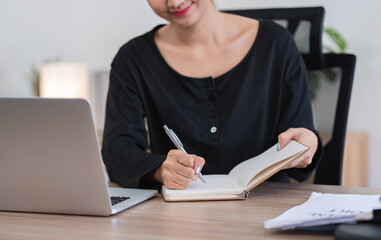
264, 192, 381, 230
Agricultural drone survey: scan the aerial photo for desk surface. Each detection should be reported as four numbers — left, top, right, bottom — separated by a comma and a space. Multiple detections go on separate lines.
1, 182, 380, 240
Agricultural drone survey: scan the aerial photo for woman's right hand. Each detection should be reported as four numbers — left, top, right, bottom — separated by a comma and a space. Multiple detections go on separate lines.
153, 150, 205, 190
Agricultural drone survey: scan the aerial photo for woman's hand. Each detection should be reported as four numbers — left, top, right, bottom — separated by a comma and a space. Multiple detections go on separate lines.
153, 150, 205, 190
278, 128, 318, 169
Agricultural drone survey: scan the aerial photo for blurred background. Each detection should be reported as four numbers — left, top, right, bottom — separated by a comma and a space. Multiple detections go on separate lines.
1, 0, 380, 187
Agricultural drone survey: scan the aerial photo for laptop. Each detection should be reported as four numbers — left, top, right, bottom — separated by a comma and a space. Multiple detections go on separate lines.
0, 98, 157, 216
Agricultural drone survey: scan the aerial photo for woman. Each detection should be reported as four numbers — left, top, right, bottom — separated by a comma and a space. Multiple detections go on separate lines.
102, 0, 322, 190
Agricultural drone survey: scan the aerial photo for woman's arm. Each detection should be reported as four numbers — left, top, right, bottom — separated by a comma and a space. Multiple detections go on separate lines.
102, 46, 205, 189
101, 50, 166, 189
276, 34, 323, 182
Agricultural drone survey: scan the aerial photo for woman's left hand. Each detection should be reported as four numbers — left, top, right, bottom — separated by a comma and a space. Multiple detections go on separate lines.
278, 128, 318, 169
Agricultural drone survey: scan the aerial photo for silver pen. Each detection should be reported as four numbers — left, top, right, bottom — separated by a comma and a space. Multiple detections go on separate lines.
163, 125, 206, 184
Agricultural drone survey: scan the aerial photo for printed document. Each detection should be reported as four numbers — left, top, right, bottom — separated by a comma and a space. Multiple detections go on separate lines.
264, 192, 381, 230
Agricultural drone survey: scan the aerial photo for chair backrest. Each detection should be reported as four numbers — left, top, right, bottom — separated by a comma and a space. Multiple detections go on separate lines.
226, 7, 356, 185
224, 7, 325, 69
311, 54, 356, 185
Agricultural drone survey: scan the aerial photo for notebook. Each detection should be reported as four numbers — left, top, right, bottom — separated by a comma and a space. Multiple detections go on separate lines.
0, 98, 157, 216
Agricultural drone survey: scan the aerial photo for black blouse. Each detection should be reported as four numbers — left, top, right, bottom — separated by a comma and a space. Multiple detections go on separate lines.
102, 20, 322, 189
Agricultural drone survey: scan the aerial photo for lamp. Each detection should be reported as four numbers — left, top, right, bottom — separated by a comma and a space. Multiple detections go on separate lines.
40, 62, 89, 99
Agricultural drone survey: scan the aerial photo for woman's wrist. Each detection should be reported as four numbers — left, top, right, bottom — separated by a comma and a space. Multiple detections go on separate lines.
152, 165, 164, 184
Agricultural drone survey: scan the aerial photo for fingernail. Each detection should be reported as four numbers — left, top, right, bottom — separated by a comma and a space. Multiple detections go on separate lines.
277, 143, 281, 151
195, 165, 201, 174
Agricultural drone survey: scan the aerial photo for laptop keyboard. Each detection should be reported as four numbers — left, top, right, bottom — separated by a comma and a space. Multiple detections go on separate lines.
111, 196, 130, 206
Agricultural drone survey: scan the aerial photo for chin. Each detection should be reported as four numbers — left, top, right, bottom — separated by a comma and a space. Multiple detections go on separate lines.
172, 18, 199, 28
170, 12, 201, 28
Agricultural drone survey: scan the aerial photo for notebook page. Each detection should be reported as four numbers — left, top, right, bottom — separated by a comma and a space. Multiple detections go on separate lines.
228, 141, 308, 188
162, 175, 243, 199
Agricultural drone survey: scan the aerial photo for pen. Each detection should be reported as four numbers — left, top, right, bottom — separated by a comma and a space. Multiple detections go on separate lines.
163, 125, 206, 184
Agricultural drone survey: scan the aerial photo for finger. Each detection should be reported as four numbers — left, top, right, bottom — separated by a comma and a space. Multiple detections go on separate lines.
164, 179, 189, 190
175, 165, 197, 180
284, 156, 304, 169
278, 128, 298, 150
167, 150, 195, 167
191, 155, 205, 170
283, 152, 312, 169
162, 167, 193, 189
172, 174, 192, 188
283, 158, 303, 169
177, 154, 195, 168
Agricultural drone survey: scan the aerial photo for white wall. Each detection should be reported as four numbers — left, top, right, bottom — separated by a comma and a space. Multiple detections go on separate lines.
1, 0, 380, 187
0, 0, 165, 96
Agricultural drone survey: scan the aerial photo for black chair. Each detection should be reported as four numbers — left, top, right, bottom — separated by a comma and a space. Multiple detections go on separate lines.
310, 54, 356, 185
226, 7, 356, 185
224, 7, 325, 69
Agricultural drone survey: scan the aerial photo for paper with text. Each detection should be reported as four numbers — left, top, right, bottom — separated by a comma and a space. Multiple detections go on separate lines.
264, 192, 381, 230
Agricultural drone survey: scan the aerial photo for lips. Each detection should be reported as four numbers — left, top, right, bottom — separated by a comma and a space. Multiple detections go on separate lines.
172, 4, 192, 17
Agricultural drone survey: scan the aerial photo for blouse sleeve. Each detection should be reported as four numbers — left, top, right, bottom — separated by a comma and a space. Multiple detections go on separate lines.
101, 46, 165, 189
277, 36, 323, 182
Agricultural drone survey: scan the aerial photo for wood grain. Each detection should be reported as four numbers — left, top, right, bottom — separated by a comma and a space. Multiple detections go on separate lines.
1, 182, 380, 240
342, 132, 369, 186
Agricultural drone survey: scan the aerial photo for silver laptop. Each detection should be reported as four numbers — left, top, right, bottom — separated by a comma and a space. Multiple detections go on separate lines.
0, 98, 157, 216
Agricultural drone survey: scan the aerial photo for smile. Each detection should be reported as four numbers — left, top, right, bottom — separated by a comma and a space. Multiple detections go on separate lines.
172, 4, 192, 17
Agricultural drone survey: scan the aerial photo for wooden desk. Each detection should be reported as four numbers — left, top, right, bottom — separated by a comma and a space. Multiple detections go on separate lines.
1, 182, 380, 240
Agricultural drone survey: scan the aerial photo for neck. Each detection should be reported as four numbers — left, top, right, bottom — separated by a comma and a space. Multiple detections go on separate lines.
169, 3, 225, 46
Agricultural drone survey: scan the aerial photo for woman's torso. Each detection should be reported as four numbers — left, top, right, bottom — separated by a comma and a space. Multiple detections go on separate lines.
113, 19, 306, 174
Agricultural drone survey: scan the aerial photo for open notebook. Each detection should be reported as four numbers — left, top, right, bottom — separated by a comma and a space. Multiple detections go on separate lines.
162, 141, 308, 201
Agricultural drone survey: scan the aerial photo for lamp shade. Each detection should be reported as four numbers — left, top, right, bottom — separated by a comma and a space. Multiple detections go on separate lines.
40, 62, 89, 99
